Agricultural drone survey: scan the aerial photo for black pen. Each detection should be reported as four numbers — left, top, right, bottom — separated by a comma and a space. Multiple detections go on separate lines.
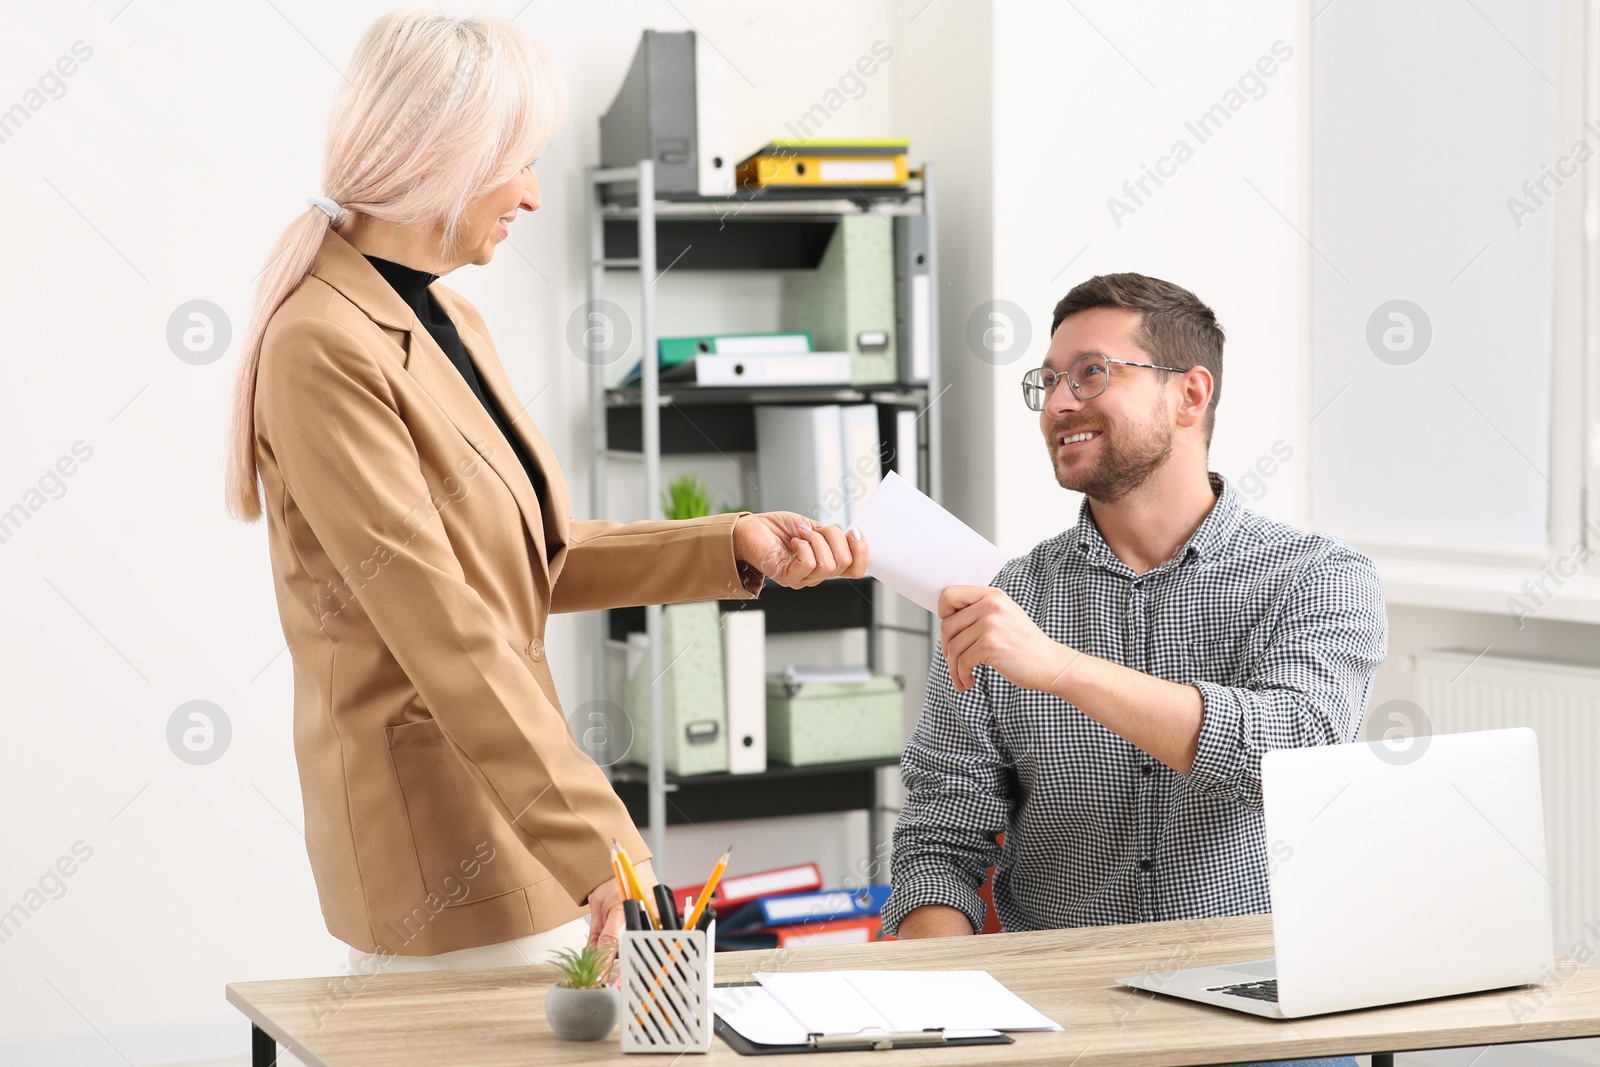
653, 884, 682, 930
623, 898, 647, 932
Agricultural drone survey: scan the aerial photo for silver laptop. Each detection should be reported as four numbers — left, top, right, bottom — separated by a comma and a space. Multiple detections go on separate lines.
1117, 727, 1553, 1018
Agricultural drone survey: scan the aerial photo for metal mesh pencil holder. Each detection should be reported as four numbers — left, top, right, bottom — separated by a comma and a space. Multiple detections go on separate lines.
618, 922, 715, 1053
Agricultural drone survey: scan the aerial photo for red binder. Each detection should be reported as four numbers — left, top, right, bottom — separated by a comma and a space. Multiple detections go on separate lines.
672, 861, 823, 916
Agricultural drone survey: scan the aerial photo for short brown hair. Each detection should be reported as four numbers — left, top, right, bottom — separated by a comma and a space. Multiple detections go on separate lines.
1050, 273, 1224, 444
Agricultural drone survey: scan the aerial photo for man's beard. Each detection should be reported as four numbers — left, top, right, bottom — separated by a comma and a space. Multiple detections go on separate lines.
1047, 396, 1172, 503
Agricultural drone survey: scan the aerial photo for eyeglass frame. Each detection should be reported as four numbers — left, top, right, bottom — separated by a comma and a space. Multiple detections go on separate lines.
1020, 351, 1190, 411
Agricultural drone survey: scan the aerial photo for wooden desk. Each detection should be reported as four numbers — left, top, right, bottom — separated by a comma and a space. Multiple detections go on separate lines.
227, 914, 1600, 1067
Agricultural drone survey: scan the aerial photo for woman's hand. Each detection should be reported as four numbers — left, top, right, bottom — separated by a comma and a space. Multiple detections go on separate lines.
587, 857, 658, 948
733, 512, 869, 589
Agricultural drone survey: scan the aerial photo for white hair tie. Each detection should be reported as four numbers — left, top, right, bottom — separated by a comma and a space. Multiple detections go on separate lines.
307, 195, 344, 221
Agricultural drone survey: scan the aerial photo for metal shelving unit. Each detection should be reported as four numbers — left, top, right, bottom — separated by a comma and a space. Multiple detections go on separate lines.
583, 161, 943, 871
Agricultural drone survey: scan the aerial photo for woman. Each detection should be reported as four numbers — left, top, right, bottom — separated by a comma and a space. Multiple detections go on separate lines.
225, 9, 867, 973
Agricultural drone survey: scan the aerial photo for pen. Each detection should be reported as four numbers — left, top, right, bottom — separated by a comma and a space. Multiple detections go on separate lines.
653, 884, 682, 930
682, 849, 729, 931
622, 898, 646, 932
694, 905, 715, 933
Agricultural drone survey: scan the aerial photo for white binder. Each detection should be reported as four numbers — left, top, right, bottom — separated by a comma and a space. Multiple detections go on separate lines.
755, 405, 847, 527
663, 352, 852, 387
893, 407, 919, 491
894, 214, 932, 383
838, 404, 883, 525
723, 610, 766, 774
692, 34, 735, 197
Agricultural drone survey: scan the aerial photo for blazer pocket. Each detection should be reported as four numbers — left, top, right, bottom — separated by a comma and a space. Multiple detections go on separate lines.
386, 718, 538, 906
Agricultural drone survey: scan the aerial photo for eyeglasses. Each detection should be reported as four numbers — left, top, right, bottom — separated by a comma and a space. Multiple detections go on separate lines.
1020, 352, 1188, 411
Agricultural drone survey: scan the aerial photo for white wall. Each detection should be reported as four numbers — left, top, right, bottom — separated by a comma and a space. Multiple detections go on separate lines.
888, 0, 996, 536
988, 0, 1313, 553
892, 0, 1312, 557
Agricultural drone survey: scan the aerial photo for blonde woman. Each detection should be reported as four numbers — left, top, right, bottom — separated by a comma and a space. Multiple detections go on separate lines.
226, 9, 867, 973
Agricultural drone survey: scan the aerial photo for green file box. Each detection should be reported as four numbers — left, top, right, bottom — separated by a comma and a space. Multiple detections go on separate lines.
797, 214, 897, 385
765, 674, 904, 766
624, 602, 729, 776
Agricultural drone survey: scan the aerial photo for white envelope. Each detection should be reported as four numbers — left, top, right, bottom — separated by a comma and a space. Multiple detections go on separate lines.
846, 472, 1009, 613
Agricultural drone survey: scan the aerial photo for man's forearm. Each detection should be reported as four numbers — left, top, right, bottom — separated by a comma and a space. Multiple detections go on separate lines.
896, 904, 976, 939
1046, 647, 1204, 773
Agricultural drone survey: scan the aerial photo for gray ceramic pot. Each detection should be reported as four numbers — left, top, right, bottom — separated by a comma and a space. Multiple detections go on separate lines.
545, 983, 620, 1042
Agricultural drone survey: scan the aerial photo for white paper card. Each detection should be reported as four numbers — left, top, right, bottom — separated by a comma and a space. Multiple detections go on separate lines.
847, 471, 1010, 613
754, 969, 1061, 1033
711, 985, 811, 1046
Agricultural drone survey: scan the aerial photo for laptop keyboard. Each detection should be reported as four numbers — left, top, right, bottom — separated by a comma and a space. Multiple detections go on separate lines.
1206, 979, 1279, 1003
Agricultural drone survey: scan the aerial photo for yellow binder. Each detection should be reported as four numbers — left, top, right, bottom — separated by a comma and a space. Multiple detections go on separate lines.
736, 140, 910, 188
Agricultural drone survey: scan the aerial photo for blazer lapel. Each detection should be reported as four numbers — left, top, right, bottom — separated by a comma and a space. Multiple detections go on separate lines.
446, 306, 573, 571
308, 230, 555, 594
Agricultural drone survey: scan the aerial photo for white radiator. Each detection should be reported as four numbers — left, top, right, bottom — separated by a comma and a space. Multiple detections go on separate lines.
1412, 649, 1600, 955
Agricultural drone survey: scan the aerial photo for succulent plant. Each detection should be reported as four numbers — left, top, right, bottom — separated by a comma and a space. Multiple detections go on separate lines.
549, 944, 616, 990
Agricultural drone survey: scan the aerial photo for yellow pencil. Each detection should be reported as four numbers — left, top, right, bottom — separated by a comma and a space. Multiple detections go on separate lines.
683, 850, 730, 930
613, 839, 659, 928
610, 847, 630, 909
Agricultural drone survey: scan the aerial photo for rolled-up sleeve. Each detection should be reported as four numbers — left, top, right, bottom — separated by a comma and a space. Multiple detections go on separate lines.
1187, 539, 1388, 810
883, 645, 1011, 937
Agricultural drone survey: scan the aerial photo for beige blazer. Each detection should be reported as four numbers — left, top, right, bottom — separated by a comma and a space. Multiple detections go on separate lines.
253, 229, 760, 956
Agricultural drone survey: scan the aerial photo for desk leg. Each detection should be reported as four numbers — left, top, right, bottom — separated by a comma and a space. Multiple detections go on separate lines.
252, 1023, 278, 1067
1370, 1054, 1394, 1067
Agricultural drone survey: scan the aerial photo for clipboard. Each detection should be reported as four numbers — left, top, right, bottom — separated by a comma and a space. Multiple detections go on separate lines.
713, 982, 1016, 1056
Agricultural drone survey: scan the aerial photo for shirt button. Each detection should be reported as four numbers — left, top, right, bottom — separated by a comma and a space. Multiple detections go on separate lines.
527, 638, 544, 661
1139, 857, 1153, 872
1141, 763, 1154, 777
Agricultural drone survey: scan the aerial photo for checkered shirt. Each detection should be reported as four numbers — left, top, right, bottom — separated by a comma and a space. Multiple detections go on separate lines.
882, 473, 1388, 936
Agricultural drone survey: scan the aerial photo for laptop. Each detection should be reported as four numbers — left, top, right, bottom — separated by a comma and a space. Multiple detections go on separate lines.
1117, 727, 1554, 1018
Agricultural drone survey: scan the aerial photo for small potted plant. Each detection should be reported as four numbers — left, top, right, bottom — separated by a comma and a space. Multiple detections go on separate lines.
545, 943, 620, 1041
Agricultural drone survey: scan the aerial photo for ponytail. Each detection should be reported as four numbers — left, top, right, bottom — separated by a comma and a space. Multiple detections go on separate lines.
224, 204, 343, 520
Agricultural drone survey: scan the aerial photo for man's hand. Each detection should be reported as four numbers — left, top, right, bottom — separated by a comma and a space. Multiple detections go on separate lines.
896, 904, 976, 939
734, 512, 869, 589
587, 857, 657, 948
938, 585, 1076, 695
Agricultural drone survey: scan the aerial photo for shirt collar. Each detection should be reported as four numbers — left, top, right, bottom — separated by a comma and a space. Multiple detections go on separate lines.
1068, 471, 1241, 574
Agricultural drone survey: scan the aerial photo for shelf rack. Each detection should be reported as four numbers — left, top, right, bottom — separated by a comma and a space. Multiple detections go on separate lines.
583, 161, 942, 872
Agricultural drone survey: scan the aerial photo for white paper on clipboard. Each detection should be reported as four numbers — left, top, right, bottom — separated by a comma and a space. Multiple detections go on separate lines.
846, 471, 1010, 613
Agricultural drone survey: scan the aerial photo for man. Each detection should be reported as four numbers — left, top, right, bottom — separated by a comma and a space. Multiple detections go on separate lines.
883, 274, 1386, 945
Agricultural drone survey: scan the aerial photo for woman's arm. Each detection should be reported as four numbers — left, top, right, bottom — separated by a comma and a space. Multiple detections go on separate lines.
550, 512, 867, 614
550, 513, 762, 613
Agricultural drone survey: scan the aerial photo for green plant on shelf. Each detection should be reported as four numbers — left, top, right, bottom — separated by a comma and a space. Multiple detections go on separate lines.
549, 944, 616, 989
661, 474, 739, 520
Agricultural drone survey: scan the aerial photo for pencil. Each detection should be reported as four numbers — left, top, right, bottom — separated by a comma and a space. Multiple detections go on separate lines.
613, 839, 659, 928
610, 845, 629, 903
682, 850, 729, 931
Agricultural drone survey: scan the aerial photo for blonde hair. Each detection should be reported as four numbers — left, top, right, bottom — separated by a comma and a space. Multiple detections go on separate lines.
225, 8, 567, 520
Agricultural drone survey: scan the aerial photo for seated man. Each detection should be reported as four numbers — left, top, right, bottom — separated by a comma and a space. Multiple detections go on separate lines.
883, 274, 1384, 1067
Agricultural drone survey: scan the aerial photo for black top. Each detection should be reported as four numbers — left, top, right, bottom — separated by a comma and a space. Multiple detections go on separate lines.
363, 255, 552, 538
